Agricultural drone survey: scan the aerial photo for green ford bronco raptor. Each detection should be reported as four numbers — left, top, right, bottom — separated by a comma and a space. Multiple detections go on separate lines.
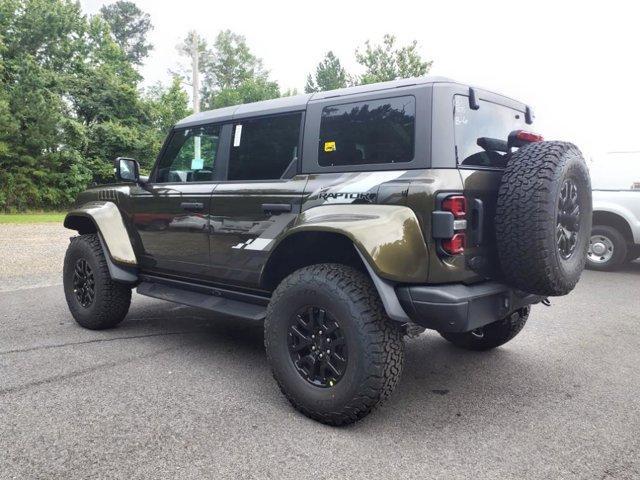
63, 76, 592, 425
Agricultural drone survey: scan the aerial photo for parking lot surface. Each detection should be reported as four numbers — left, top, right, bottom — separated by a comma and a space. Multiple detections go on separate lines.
1, 224, 639, 479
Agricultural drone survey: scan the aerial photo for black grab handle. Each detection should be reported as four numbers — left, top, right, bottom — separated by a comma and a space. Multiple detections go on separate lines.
180, 202, 204, 212
261, 203, 292, 214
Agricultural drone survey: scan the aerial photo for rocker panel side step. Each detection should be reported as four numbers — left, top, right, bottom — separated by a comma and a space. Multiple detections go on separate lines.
137, 281, 267, 321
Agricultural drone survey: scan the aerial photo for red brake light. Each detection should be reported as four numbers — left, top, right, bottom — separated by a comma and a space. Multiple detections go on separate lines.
515, 130, 544, 143
442, 233, 465, 255
442, 195, 467, 219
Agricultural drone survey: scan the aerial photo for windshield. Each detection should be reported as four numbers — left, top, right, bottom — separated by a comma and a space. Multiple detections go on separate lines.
454, 95, 527, 168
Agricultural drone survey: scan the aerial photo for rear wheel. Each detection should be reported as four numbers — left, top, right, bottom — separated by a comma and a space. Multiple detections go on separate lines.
63, 234, 132, 330
586, 225, 627, 271
264, 264, 404, 426
440, 307, 530, 351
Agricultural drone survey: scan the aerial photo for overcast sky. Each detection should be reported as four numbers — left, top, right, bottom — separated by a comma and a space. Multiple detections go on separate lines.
80, 0, 640, 170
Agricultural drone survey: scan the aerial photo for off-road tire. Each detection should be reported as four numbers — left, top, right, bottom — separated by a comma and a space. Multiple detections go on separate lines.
586, 225, 627, 271
63, 234, 132, 330
495, 141, 592, 296
264, 264, 404, 426
440, 307, 530, 351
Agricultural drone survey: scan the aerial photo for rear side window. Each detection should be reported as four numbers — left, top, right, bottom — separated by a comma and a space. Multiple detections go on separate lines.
454, 95, 526, 168
228, 113, 301, 181
318, 96, 415, 167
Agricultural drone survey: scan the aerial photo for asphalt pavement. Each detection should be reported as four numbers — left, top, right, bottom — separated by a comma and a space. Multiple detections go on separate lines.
0, 225, 639, 479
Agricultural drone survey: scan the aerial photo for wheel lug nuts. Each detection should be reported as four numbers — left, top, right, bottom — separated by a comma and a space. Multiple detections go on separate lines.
326, 338, 330, 343
326, 350, 330, 354
319, 353, 323, 358
311, 346, 315, 350
311, 335, 315, 339
319, 331, 323, 335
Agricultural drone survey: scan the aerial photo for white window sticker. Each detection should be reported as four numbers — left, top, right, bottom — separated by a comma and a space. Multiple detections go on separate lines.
191, 136, 203, 169
233, 124, 243, 147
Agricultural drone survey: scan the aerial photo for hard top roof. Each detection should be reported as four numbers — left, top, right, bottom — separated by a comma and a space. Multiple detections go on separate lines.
175, 76, 455, 128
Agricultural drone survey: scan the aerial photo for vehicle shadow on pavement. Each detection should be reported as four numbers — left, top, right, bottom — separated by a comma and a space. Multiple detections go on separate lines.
114, 296, 571, 431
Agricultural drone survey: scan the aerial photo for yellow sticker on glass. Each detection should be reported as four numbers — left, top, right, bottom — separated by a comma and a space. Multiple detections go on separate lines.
324, 141, 336, 152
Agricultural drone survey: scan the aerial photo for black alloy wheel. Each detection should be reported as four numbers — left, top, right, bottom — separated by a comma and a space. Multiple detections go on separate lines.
73, 258, 95, 308
557, 178, 581, 260
287, 306, 348, 388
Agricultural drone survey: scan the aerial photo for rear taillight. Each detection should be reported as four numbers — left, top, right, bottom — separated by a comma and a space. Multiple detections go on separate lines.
441, 195, 467, 219
442, 233, 466, 255
439, 194, 467, 255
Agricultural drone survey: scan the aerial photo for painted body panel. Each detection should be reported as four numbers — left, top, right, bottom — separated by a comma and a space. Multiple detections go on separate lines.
284, 204, 429, 283
128, 183, 215, 278
592, 190, 640, 244
207, 176, 308, 287
65, 200, 137, 265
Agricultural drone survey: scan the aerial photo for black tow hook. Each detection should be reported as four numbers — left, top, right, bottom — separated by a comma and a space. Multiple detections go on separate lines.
541, 298, 551, 306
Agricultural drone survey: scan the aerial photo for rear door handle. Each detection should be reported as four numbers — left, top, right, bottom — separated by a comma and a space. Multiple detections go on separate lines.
262, 203, 292, 214
180, 202, 204, 212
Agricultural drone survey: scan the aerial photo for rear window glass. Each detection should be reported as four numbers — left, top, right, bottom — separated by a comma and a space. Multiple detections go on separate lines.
318, 96, 415, 167
454, 95, 526, 168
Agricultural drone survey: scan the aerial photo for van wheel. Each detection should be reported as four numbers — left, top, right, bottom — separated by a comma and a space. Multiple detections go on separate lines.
264, 264, 404, 426
63, 234, 132, 330
440, 307, 530, 351
586, 225, 628, 271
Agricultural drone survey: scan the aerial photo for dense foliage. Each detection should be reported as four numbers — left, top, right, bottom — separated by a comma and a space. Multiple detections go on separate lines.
0, 1, 432, 211
0, 0, 189, 211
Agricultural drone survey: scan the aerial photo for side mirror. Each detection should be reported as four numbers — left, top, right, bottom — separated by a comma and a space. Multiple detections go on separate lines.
115, 157, 141, 183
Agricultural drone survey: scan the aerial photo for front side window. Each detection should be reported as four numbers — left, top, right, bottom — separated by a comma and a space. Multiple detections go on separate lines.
228, 113, 302, 181
318, 96, 415, 167
155, 124, 221, 183
454, 95, 527, 168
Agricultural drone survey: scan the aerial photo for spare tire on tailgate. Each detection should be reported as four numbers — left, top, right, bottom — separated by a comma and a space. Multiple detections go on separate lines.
495, 141, 592, 296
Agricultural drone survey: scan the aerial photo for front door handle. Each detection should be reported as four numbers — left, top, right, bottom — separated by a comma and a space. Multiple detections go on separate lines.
262, 203, 292, 214
180, 202, 204, 212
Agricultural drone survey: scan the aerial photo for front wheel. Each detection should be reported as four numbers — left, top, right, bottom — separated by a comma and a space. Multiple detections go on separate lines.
63, 234, 132, 330
264, 264, 404, 426
440, 307, 530, 351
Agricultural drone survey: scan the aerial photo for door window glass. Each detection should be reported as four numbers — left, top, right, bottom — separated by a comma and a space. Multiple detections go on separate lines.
229, 113, 302, 181
155, 124, 221, 183
318, 96, 415, 167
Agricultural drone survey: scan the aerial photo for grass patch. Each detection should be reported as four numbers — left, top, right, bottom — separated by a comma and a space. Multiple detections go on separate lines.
0, 212, 66, 224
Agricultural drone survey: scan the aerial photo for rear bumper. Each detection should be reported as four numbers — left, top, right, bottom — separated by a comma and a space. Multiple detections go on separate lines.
396, 281, 543, 333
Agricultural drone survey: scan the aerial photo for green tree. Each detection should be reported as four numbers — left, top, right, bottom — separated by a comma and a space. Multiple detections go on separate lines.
355, 34, 432, 85
200, 30, 280, 109
0, 0, 92, 211
0, 0, 161, 210
145, 77, 192, 134
305, 51, 348, 93
99, 0, 153, 66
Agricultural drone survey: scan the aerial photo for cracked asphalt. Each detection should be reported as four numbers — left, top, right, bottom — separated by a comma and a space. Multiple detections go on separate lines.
1, 224, 639, 479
